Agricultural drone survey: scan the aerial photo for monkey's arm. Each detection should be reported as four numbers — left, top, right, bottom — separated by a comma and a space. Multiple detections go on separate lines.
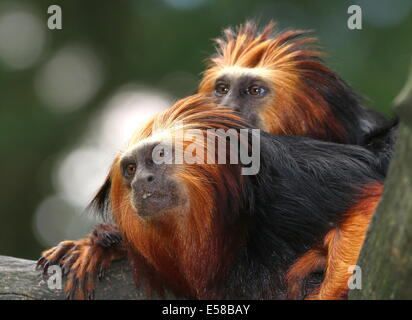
285, 184, 382, 300
37, 223, 127, 300
307, 185, 382, 300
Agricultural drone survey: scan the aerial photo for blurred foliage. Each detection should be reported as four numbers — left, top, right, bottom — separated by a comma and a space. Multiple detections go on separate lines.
0, 0, 411, 259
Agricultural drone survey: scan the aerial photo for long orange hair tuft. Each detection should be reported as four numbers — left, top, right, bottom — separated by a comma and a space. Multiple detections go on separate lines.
199, 21, 349, 141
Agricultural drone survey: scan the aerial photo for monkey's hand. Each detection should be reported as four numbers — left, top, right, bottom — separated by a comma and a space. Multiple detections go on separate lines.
36, 223, 126, 300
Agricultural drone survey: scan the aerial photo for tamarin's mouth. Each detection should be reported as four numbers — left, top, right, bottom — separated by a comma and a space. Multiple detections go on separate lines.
141, 191, 165, 200
142, 192, 152, 199
134, 190, 180, 219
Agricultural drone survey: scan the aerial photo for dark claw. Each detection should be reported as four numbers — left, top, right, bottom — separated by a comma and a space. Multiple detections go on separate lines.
111, 232, 122, 243
83, 272, 90, 286
61, 250, 73, 262
99, 231, 122, 247
102, 234, 113, 246
67, 278, 80, 300
87, 290, 95, 300
42, 261, 50, 277
62, 263, 70, 276
113, 232, 122, 242
66, 289, 76, 300
48, 246, 71, 265
61, 253, 80, 276
36, 256, 45, 269
98, 266, 105, 281
47, 258, 60, 267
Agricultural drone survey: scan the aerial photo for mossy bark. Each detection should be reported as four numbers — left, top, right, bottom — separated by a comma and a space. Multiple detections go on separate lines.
0, 256, 146, 300
349, 60, 412, 300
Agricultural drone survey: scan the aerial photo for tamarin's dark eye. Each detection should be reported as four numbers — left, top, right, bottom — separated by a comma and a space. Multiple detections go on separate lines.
124, 163, 136, 178
214, 83, 230, 96
246, 85, 267, 96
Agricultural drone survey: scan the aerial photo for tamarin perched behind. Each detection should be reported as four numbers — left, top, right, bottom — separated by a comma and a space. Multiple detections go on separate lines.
197, 21, 398, 299
198, 21, 398, 174
38, 95, 384, 299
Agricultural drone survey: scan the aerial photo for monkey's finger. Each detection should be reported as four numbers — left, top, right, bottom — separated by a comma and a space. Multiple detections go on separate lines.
41, 261, 51, 278
81, 249, 100, 299
36, 256, 46, 269
97, 265, 105, 281
69, 250, 92, 300
99, 231, 123, 247
36, 247, 57, 269
61, 252, 80, 276
37, 241, 77, 270
97, 252, 113, 281
65, 276, 79, 300
46, 244, 74, 266
83, 271, 96, 300
87, 290, 95, 300
65, 268, 88, 300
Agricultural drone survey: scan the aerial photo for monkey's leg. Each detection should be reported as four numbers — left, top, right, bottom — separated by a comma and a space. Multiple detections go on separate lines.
306, 184, 382, 300
37, 223, 126, 300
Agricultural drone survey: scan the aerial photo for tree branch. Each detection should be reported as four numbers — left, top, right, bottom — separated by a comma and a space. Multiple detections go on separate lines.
0, 255, 164, 300
349, 59, 412, 299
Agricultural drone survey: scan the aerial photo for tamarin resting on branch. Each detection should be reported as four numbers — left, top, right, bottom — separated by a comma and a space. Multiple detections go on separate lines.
198, 21, 399, 298
38, 95, 386, 299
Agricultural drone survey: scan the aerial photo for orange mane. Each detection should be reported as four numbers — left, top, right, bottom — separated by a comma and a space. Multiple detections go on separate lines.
199, 21, 347, 141
107, 95, 248, 297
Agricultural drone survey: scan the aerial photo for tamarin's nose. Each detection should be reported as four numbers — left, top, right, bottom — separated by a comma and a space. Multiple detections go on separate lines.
221, 97, 241, 112
229, 104, 241, 113
132, 172, 155, 189
137, 173, 155, 183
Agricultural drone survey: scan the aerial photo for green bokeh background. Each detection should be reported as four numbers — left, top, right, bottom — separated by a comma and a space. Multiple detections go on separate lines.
0, 0, 411, 260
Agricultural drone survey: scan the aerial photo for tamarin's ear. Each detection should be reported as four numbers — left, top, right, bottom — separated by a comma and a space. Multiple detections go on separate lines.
88, 172, 112, 221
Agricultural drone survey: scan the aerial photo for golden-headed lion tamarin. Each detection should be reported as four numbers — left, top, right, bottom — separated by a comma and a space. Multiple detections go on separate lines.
197, 21, 399, 299
198, 21, 397, 174
38, 95, 385, 299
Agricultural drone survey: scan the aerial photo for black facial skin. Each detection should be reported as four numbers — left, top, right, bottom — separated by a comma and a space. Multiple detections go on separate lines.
213, 74, 272, 127
120, 142, 184, 219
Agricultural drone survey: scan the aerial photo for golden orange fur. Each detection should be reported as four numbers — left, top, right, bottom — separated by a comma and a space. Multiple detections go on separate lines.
286, 183, 383, 299
199, 21, 384, 300
107, 95, 247, 297
198, 21, 346, 141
